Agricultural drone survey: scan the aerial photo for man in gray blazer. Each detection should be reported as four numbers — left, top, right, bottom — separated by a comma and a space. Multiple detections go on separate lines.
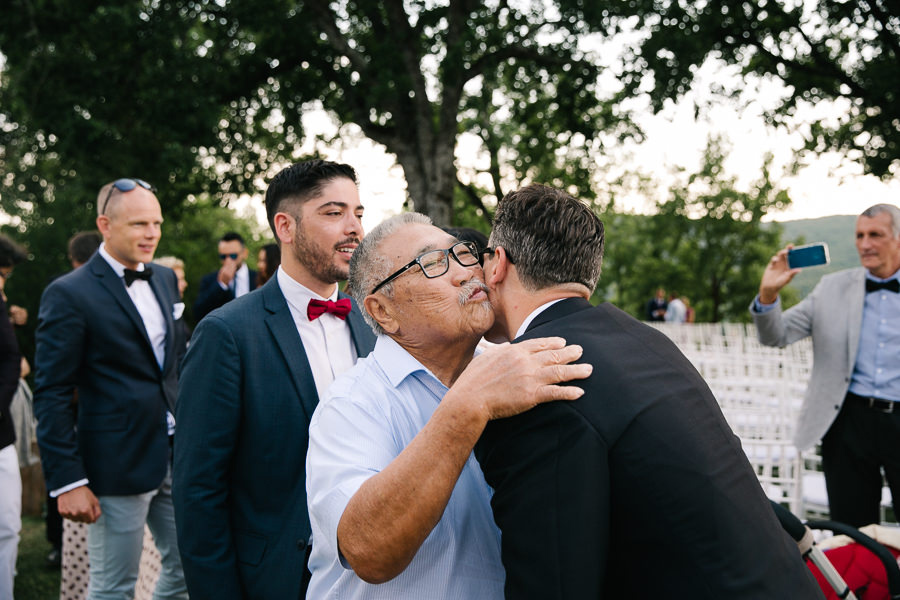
751, 203, 900, 527
173, 160, 375, 600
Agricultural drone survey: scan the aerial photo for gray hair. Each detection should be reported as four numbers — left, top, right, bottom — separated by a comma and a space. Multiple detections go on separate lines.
153, 256, 184, 271
861, 204, 900, 237
349, 212, 433, 334
489, 184, 604, 293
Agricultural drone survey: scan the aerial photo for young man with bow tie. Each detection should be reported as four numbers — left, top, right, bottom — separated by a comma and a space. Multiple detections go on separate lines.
752, 203, 900, 527
34, 178, 189, 598
173, 160, 376, 600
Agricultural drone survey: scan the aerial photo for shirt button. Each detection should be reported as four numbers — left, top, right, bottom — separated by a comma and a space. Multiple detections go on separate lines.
297, 539, 308, 551
878, 368, 883, 374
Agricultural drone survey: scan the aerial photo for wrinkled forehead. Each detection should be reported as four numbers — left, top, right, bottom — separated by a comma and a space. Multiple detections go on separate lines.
381, 223, 457, 268
857, 212, 895, 236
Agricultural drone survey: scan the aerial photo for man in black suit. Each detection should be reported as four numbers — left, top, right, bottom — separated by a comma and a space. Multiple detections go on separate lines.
34, 178, 188, 598
475, 184, 822, 599
193, 231, 258, 322
173, 160, 376, 599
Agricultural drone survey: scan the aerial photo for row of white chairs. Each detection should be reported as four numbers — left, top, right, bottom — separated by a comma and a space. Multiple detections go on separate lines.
648, 322, 892, 522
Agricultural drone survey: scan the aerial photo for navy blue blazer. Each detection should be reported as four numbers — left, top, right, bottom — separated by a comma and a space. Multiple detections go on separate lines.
476, 298, 822, 599
173, 276, 375, 600
33, 253, 186, 496
193, 268, 258, 323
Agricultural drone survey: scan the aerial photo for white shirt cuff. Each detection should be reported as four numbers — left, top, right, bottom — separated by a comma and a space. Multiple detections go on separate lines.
50, 479, 89, 498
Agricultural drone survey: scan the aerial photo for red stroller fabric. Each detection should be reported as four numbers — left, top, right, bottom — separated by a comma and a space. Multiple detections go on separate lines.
808, 543, 900, 599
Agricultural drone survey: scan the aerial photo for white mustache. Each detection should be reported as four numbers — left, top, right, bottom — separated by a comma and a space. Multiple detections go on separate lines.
458, 279, 489, 306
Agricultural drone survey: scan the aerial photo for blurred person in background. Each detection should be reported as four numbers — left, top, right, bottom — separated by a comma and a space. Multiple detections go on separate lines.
256, 242, 281, 287
0, 234, 26, 599
193, 232, 257, 322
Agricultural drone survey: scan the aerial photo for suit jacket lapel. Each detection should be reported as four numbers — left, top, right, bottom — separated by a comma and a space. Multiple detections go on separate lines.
340, 291, 376, 357
846, 268, 866, 374
91, 255, 157, 364
263, 279, 320, 421
149, 271, 175, 375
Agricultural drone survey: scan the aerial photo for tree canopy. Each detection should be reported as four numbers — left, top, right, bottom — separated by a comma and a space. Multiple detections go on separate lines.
571, 0, 900, 178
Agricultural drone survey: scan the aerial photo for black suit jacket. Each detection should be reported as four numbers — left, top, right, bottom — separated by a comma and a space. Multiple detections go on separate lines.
193, 268, 258, 322
34, 253, 186, 495
476, 298, 822, 599
174, 277, 375, 600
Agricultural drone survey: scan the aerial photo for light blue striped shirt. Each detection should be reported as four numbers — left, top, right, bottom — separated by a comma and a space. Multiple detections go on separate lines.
306, 335, 504, 600
848, 271, 900, 401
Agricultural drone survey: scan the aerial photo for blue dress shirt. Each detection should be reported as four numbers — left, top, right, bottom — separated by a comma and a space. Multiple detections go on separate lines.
848, 272, 900, 401
306, 335, 504, 599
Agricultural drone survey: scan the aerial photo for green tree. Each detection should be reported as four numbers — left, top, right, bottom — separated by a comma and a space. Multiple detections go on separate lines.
566, 0, 900, 178
598, 137, 794, 322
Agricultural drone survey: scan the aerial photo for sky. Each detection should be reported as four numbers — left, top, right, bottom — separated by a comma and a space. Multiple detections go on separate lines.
274, 101, 897, 236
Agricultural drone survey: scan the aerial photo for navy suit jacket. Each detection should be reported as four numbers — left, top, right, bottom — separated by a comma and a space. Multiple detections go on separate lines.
34, 253, 186, 496
476, 298, 822, 599
193, 268, 258, 323
173, 276, 375, 600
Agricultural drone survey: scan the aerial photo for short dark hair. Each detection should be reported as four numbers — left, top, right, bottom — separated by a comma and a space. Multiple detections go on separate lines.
220, 231, 246, 246
67, 231, 102, 265
489, 184, 604, 292
0, 234, 28, 268
264, 159, 358, 236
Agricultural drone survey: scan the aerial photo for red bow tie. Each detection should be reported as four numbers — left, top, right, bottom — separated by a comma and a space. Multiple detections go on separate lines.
307, 298, 352, 321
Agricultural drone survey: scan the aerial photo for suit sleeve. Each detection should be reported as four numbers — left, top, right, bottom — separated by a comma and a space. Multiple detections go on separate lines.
192, 274, 232, 323
751, 283, 818, 348
173, 314, 244, 600
476, 405, 611, 599
33, 282, 88, 490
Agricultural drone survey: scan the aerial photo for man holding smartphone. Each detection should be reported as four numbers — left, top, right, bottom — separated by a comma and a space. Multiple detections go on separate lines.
751, 203, 900, 527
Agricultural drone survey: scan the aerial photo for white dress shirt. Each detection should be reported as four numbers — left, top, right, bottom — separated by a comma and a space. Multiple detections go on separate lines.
276, 266, 357, 401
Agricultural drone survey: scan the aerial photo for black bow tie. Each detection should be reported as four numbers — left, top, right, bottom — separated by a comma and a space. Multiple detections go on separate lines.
865, 278, 899, 293
123, 267, 153, 287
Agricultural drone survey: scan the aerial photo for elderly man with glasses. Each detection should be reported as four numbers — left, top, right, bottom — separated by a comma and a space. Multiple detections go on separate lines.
34, 178, 188, 599
305, 212, 591, 599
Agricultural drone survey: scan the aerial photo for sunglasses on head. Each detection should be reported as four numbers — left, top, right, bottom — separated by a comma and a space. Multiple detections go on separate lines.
100, 178, 155, 215
219, 253, 240, 261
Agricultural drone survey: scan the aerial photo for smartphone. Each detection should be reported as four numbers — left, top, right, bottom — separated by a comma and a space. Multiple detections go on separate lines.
787, 242, 830, 269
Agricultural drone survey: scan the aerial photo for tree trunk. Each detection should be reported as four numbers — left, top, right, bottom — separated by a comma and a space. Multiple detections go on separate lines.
391, 138, 457, 228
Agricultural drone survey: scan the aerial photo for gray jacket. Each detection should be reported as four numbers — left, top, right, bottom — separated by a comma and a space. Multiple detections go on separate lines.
750, 267, 866, 450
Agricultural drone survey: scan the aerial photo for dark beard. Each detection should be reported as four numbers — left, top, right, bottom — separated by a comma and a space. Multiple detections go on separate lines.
291, 225, 353, 284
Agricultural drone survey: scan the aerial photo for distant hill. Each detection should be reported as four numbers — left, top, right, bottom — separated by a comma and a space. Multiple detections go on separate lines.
770, 215, 857, 298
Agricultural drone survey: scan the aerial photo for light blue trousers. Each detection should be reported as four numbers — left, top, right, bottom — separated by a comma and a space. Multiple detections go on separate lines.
87, 469, 187, 600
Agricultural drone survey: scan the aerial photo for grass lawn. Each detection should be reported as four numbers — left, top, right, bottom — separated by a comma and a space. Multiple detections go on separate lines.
15, 515, 60, 600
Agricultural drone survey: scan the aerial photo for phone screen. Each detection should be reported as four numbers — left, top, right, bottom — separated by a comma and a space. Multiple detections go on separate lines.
787, 243, 830, 269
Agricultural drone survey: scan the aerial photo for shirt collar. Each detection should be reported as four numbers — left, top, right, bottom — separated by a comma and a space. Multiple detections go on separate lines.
514, 298, 565, 340
276, 265, 339, 321
98, 243, 147, 278
373, 334, 441, 389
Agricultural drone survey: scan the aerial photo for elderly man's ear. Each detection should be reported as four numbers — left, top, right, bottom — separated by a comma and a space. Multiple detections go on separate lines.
364, 295, 401, 335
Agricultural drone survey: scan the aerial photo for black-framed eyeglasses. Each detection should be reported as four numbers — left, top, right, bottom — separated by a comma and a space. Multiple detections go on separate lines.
483, 246, 515, 264
218, 253, 240, 261
100, 178, 155, 215
371, 241, 482, 294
